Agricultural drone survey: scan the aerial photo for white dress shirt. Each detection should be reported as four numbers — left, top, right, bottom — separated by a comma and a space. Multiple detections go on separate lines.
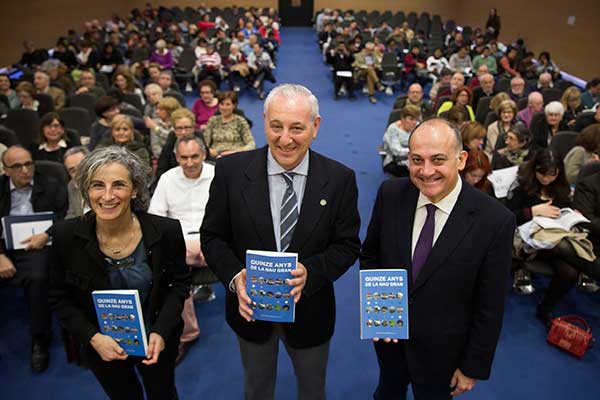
411, 178, 462, 258
148, 163, 215, 241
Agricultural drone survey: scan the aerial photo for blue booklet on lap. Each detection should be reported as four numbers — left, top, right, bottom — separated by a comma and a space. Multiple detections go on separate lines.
359, 269, 409, 340
92, 290, 148, 357
246, 250, 297, 323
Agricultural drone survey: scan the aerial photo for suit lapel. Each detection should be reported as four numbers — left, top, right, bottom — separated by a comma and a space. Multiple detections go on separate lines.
289, 150, 327, 252
410, 183, 477, 294
241, 147, 277, 250
397, 182, 419, 270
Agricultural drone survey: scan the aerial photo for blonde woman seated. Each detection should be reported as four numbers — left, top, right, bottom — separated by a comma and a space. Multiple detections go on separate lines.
143, 83, 163, 118
204, 91, 255, 159
100, 114, 151, 167
382, 105, 420, 177
485, 99, 518, 159
491, 123, 531, 170
560, 86, 585, 129
144, 96, 181, 159
460, 121, 486, 152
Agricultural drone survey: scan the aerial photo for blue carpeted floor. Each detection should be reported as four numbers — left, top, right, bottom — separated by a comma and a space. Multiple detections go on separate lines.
1, 27, 600, 399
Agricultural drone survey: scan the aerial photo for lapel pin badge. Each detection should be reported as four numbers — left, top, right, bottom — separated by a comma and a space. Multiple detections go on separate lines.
320, 199, 327, 206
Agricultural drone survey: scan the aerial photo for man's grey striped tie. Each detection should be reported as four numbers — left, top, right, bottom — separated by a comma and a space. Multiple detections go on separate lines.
280, 172, 298, 252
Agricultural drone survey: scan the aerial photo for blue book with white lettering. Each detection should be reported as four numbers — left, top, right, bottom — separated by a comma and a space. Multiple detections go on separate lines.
246, 250, 297, 323
92, 290, 148, 357
359, 269, 409, 340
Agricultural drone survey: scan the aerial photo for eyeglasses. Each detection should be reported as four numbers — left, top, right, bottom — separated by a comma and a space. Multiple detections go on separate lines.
174, 126, 194, 131
4, 161, 35, 170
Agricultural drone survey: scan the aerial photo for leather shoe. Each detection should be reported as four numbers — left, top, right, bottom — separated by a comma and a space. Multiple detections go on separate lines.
31, 340, 49, 372
175, 340, 197, 365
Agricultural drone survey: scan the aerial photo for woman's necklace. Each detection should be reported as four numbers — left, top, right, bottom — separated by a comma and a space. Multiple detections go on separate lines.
97, 214, 138, 255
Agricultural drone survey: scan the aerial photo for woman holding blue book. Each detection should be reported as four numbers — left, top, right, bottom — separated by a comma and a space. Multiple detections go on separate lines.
48, 146, 190, 399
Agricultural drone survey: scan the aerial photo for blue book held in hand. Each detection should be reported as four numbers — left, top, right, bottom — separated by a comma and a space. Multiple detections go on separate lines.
92, 290, 148, 357
246, 250, 297, 323
360, 269, 409, 340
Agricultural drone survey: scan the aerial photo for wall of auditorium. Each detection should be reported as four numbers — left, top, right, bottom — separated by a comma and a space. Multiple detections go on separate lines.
455, 1, 600, 81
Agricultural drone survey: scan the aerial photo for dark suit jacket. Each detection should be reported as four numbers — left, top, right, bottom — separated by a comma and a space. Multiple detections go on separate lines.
573, 171, 600, 249
201, 146, 361, 348
360, 178, 515, 383
48, 212, 190, 349
0, 172, 68, 254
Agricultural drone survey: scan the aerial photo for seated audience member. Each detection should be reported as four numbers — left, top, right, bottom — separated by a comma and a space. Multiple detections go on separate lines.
468, 65, 488, 89
433, 71, 465, 108
472, 73, 496, 111
90, 96, 120, 150
0, 145, 68, 372
498, 46, 520, 78
402, 45, 427, 91
445, 104, 471, 127
63, 146, 89, 219
485, 99, 518, 158
394, 83, 432, 118
508, 77, 528, 102
536, 72, 554, 90
192, 80, 219, 130
146, 62, 163, 85
247, 43, 275, 100
448, 46, 473, 76
581, 78, 600, 109
461, 121, 486, 152
573, 106, 600, 132
517, 52, 537, 81
143, 83, 163, 118
30, 112, 81, 163
573, 169, 600, 252
517, 91, 544, 128
560, 86, 585, 128
99, 114, 150, 166
472, 46, 497, 75
329, 41, 355, 100
224, 43, 249, 92
536, 51, 560, 81
462, 149, 493, 194
158, 70, 180, 94
507, 149, 600, 327
44, 60, 75, 95
195, 44, 223, 88
33, 71, 65, 110
530, 101, 568, 149
203, 91, 255, 159
150, 39, 174, 70
98, 42, 123, 70
112, 69, 145, 105
75, 40, 99, 70
353, 42, 383, 104
428, 68, 452, 101
144, 96, 181, 159
437, 85, 475, 120
0, 73, 20, 109
564, 124, 600, 184
16, 82, 46, 116
156, 108, 207, 180
75, 70, 106, 99
426, 47, 450, 83
149, 135, 215, 362
492, 123, 531, 170
382, 105, 420, 177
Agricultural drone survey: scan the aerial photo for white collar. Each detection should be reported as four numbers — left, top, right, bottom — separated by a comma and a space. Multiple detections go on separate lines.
39, 139, 67, 151
416, 177, 462, 216
267, 149, 309, 177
